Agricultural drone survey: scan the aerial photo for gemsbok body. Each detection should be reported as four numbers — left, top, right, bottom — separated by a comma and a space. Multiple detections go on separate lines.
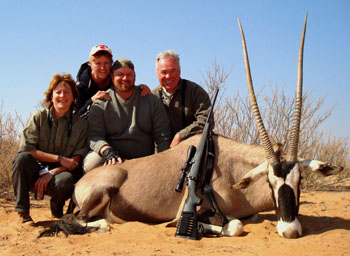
73, 15, 343, 238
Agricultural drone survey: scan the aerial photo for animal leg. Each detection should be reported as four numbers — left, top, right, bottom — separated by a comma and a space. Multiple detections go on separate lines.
75, 192, 119, 232
77, 190, 111, 222
232, 161, 269, 189
102, 200, 126, 224
74, 167, 127, 222
165, 187, 188, 227
82, 218, 111, 232
199, 219, 243, 237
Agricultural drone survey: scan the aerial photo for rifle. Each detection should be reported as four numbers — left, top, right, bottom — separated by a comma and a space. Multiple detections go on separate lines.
175, 145, 196, 193
175, 89, 219, 240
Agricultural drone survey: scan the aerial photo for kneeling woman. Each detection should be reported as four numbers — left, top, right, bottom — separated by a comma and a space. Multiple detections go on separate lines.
12, 73, 88, 223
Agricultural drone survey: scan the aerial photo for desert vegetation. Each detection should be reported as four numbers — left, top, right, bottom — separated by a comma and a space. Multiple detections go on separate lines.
0, 103, 25, 199
202, 62, 349, 190
0, 63, 349, 200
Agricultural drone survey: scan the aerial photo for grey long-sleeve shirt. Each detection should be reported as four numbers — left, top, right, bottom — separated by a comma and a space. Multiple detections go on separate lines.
88, 86, 171, 159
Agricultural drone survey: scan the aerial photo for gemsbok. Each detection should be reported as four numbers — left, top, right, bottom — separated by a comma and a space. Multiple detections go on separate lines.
72, 15, 343, 239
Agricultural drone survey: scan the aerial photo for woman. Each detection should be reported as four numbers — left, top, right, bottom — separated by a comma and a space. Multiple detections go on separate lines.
12, 73, 88, 224
76, 44, 151, 119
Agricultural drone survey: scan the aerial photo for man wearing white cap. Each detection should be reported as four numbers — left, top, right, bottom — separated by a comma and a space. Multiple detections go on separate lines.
75, 45, 150, 119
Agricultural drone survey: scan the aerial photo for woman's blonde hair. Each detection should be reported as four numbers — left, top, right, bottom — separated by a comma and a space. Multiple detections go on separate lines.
42, 73, 79, 110
89, 51, 113, 63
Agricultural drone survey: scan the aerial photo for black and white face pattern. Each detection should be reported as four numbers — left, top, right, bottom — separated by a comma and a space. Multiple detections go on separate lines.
267, 161, 302, 238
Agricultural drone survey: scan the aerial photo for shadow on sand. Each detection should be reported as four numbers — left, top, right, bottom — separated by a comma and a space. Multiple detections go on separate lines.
244, 209, 350, 237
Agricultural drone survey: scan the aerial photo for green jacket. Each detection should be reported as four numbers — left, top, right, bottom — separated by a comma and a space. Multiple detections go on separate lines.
152, 78, 212, 140
19, 108, 88, 158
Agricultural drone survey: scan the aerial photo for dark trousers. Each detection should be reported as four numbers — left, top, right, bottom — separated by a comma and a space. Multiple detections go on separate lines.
12, 152, 82, 213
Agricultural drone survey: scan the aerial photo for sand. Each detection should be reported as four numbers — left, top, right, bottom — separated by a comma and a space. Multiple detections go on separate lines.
0, 191, 349, 256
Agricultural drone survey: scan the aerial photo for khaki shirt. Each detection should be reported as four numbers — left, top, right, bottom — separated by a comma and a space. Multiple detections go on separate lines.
19, 108, 88, 158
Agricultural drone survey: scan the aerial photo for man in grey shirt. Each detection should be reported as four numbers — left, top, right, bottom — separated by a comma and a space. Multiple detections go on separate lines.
84, 58, 171, 172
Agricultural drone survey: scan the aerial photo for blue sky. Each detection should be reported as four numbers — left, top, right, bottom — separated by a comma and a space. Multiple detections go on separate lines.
1, 1, 349, 141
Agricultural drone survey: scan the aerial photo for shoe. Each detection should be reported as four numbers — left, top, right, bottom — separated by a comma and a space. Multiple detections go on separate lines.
50, 198, 64, 218
18, 211, 34, 223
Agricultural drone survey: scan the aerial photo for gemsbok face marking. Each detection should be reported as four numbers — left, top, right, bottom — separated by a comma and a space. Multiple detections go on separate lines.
268, 162, 302, 238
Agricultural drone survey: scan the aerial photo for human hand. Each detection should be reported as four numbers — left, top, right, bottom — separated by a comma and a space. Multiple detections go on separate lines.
170, 133, 182, 147
102, 148, 123, 166
34, 174, 53, 200
140, 84, 151, 96
60, 157, 79, 170
92, 91, 111, 102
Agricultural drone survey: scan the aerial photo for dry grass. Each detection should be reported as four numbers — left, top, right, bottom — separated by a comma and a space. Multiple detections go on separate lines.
203, 62, 349, 191
301, 166, 350, 191
0, 103, 24, 200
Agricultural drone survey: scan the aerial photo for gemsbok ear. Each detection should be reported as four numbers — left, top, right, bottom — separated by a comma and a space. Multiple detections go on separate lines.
299, 159, 344, 176
232, 161, 269, 189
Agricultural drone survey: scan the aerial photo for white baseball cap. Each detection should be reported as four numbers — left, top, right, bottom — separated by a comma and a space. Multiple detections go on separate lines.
89, 45, 113, 57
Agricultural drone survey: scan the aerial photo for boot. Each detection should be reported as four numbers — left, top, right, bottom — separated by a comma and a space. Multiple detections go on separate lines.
18, 211, 34, 223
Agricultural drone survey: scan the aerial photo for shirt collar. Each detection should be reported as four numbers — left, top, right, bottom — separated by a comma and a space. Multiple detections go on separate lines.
49, 107, 71, 122
160, 78, 183, 96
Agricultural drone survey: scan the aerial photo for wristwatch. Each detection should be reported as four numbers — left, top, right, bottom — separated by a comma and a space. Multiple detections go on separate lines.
57, 154, 63, 164
48, 170, 55, 176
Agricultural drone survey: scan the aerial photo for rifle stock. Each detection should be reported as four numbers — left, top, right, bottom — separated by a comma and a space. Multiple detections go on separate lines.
175, 89, 219, 240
